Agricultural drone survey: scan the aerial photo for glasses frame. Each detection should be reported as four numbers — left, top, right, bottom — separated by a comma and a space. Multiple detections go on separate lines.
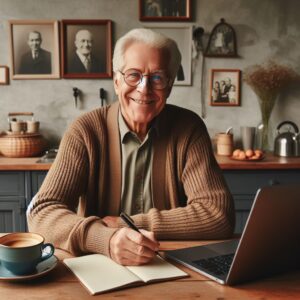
119, 69, 170, 90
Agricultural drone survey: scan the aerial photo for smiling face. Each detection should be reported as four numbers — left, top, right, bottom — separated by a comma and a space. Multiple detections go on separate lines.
27, 32, 42, 52
75, 30, 93, 56
114, 42, 172, 137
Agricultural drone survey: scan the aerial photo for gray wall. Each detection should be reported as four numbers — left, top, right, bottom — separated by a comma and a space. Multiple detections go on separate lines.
1, 0, 300, 148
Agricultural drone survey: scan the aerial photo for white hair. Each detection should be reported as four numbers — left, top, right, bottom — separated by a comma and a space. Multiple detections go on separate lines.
113, 28, 181, 81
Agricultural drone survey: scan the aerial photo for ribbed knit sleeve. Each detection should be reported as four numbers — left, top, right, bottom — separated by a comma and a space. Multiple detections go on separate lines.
130, 113, 235, 240
27, 118, 118, 257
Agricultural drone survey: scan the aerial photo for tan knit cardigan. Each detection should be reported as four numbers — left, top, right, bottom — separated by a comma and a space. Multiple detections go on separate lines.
27, 102, 235, 257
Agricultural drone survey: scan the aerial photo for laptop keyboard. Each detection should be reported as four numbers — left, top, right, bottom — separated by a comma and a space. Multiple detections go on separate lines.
193, 253, 234, 276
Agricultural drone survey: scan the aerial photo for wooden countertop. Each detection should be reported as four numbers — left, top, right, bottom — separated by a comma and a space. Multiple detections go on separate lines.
0, 154, 300, 171
0, 156, 51, 170
216, 153, 300, 170
1, 237, 300, 299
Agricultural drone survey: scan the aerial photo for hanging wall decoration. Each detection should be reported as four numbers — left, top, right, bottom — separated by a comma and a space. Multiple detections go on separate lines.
205, 18, 238, 58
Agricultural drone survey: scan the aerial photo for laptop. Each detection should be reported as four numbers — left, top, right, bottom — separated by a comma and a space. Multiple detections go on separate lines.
165, 184, 300, 285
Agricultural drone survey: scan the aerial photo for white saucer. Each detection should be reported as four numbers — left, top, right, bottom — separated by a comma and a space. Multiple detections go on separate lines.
0, 255, 58, 281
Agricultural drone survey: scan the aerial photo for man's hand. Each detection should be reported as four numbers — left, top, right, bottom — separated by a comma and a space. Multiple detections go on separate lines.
102, 216, 119, 228
109, 228, 159, 266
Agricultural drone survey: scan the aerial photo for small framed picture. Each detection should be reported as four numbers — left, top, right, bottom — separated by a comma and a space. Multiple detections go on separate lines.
210, 69, 241, 106
61, 19, 112, 79
139, 0, 191, 21
205, 19, 238, 58
145, 25, 192, 86
9, 20, 60, 79
0, 66, 9, 85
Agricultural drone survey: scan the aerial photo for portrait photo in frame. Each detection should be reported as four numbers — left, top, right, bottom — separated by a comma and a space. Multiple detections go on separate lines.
145, 25, 192, 86
9, 20, 60, 79
0, 66, 9, 85
210, 69, 241, 106
139, 0, 191, 21
61, 20, 112, 79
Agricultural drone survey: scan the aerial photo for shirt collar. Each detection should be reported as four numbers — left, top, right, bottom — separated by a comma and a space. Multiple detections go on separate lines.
76, 50, 91, 63
118, 109, 160, 144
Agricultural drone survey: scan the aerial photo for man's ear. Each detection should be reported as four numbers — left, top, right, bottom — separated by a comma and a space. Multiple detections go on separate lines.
113, 73, 120, 96
165, 80, 174, 99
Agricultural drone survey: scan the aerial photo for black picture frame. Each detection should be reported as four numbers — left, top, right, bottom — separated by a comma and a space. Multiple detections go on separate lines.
139, 0, 191, 21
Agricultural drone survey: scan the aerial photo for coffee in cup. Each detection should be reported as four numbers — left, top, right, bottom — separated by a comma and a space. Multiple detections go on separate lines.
0, 232, 54, 275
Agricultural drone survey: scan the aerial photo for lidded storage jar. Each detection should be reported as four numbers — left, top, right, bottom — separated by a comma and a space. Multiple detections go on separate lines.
216, 133, 234, 156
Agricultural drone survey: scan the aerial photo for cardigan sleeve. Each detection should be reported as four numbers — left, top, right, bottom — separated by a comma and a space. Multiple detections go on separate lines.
129, 120, 235, 240
27, 125, 117, 257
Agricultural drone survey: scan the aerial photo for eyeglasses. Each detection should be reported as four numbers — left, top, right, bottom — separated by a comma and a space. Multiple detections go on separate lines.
119, 69, 169, 90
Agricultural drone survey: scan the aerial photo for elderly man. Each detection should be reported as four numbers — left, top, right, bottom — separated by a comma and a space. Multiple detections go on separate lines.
69, 29, 104, 73
27, 28, 234, 266
19, 31, 51, 74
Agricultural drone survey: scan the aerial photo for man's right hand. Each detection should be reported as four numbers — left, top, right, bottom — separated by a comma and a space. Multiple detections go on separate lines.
109, 227, 159, 266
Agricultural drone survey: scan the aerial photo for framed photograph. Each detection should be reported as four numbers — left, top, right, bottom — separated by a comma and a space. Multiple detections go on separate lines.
9, 20, 60, 79
0, 66, 9, 85
210, 69, 241, 106
139, 0, 191, 21
205, 18, 238, 58
61, 19, 112, 79
145, 25, 192, 86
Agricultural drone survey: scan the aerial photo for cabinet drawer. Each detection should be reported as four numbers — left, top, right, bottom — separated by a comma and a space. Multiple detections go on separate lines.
224, 170, 300, 195
0, 172, 25, 196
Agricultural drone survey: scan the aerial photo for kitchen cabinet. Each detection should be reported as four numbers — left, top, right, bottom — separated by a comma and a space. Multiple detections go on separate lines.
1, 155, 300, 235
0, 168, 47, 233
222, 169, 300, 233
0, 157, 50, 232
216, 154, 300, 233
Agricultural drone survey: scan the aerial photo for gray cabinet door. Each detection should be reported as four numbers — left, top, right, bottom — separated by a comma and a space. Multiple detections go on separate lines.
0, 171, 47, 233
0, 198, 26, 232
223, 170, 300, 234
30, 171, 47, 200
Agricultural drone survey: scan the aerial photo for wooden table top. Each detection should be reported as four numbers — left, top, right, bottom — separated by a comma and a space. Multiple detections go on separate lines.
1, 153, 300, 171
1, 239, 299, 300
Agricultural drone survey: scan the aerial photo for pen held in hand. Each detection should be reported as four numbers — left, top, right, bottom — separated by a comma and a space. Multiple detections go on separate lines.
120, 212, 163, 259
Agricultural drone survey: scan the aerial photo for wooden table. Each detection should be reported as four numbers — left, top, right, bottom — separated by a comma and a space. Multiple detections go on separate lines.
1, 239, 300, 300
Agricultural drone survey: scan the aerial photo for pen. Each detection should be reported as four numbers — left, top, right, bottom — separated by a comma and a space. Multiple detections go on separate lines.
120, 212, 163, 259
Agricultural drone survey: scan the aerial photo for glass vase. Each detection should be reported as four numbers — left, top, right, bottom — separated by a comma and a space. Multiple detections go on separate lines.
255, 96, 277, 151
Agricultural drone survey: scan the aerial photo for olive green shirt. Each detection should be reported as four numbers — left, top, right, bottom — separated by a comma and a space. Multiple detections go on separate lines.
118, 111, 155, 215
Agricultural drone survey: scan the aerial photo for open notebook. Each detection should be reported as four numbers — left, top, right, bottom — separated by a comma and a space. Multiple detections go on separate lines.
64, 254, 188, 295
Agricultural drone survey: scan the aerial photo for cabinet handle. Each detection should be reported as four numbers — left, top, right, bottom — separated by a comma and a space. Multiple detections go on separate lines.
269, 179, 279, 186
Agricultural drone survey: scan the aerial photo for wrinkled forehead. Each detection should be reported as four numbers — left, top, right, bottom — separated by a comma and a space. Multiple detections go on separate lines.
76, 30, 93, 41
123, 42, 170, 71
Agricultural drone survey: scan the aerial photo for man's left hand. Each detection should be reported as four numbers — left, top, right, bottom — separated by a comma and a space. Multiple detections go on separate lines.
102, 216, 119, 228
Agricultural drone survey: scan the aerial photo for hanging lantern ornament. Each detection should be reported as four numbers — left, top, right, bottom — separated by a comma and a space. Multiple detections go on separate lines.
204, 18, 238, 58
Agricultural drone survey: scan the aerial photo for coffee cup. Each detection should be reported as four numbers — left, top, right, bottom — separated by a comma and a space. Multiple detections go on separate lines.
0, 232, 54, 275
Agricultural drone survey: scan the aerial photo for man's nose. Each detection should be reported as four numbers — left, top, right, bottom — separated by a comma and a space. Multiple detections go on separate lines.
136, 76, 151, 92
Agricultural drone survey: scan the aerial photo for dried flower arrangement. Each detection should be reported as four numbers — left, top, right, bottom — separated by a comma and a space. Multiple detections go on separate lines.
243, 60, 300, 150
244, 60, 300, 103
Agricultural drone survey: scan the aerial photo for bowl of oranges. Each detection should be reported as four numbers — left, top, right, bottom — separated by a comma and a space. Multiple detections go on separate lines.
231, 149, 264, 161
